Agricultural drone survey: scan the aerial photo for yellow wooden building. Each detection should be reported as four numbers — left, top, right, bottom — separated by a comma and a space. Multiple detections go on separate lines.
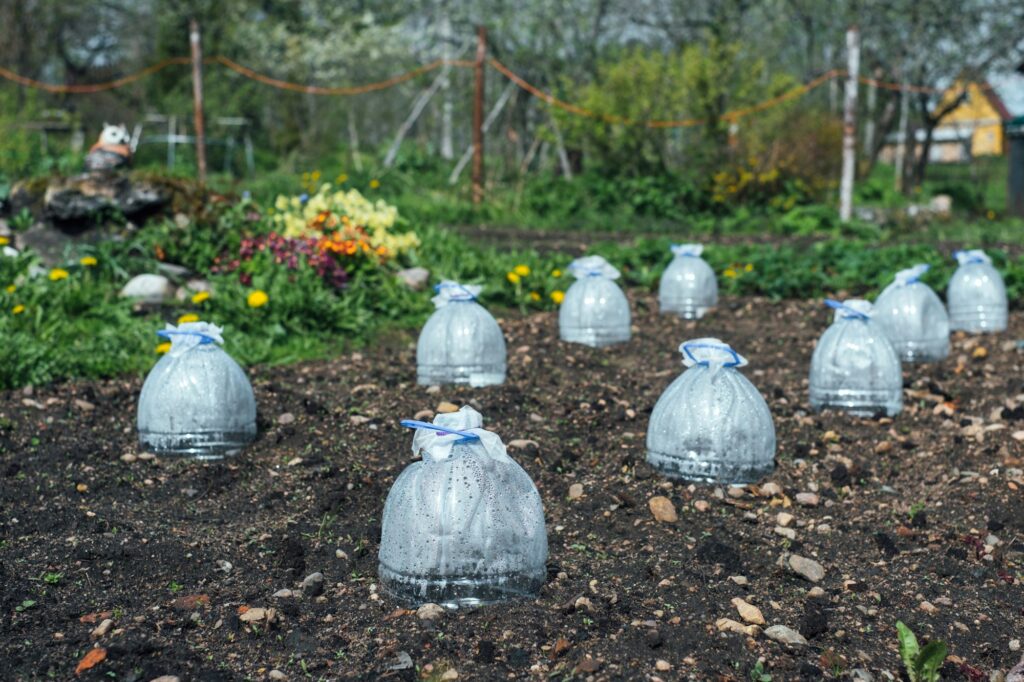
931, 81, 1010, 161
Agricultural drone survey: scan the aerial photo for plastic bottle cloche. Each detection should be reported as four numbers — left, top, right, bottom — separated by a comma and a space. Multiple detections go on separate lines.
137, 321, 257, 459
809, 299, 903, 417
658, 243, 718, 319
378, 406, 548, 608
558, 255, 631, 347
416, 281, 507, 387
947, 249, 1007, 333
873, 264, 950, 362
646, 338, 776, 484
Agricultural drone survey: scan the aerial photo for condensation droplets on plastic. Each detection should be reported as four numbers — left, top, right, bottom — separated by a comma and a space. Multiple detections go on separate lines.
872, 264, 950, 363
378, 406, 548, 608
416, 281, 507, 387
658, 243, 718, 319
136, 321, 257, 459
646, 338, 776, 484
558, 255, 631, 347
947, 249, 1008, 333
809, 299, 903, 417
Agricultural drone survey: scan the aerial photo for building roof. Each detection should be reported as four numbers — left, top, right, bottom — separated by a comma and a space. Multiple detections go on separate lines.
981, 83, 1012, 120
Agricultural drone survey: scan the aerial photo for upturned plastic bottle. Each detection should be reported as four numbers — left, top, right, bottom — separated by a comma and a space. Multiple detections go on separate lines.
809, 299, 903, 417
416, 282, 507, 387
873, 264, 950, 362
646, 338, 776, 484
558, 255, 631, 347
378, 407, 548, 608
947, 249, 1008, 333
137, 322, 257, 459
658, 243, 718, 319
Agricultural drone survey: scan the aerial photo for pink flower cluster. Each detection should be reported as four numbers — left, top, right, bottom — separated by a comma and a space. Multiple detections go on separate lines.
213, 232, 349, 290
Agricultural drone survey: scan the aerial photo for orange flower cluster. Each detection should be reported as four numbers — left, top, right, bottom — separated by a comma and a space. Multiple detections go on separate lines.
316, 221, 389, 260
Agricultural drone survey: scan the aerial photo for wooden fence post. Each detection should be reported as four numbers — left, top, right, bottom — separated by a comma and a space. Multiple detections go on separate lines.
472, 26, 486, 204
190, 18, 208, 185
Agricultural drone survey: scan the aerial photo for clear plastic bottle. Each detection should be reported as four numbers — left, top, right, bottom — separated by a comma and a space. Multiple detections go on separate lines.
809, 299, 903, 417
658, 243, 718, 319
137, 321, 257, 459
378, 406, 548, 608
947, 249, 1008, 333
417, 282, 507, 387
646, 338, 775, 484
873, 264, 950, 362
558, 255, 631, 347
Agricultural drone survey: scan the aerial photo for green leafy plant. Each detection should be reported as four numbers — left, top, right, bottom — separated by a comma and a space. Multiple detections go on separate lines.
896, 621, 947, 682
15, 599, 37, 612
749, 660, 772, 681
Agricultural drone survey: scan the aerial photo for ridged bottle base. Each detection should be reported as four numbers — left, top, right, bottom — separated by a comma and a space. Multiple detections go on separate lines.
646, 450, 774, 485
560, 327, 631, 348
948, 308, 1007, 333
659, 301, 712, 320
139, 429, 256, 460
809, 387, 902, 417
416, 364, 506, 387
378, 563, 545, 609
891, 339, 949, 363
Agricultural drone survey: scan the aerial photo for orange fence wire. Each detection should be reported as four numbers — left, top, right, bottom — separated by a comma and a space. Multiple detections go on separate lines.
0, 52, 983, 125
0, 57, 189, 94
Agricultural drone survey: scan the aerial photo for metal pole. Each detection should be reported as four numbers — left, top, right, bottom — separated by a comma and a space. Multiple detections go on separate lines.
472, 26, 486, 204
190, 18, 208, 185
839, 25, 859, 222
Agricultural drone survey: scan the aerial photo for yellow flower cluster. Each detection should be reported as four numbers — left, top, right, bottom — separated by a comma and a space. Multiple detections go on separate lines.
272, 183, 418, 256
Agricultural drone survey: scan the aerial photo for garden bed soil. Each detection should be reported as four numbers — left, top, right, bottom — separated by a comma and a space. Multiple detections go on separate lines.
2, 294, 1023, 681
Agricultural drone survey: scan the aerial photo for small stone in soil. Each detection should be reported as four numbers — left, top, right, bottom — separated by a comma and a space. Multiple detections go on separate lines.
648, 496, 678, 523
731, 597, 766, 625
269, 671, 287, 681
436, 401, 459, 413
788, 555, 826, 582
568, 483, 584, 499
300, 572, 324, 597
277, 412, 295, 425
777, 512, 794, 527
655, 660, 671, 671
795, 492, 820, 506
764, 624, 808, 647
417, 603, 445, 621
715, 618, 759, 637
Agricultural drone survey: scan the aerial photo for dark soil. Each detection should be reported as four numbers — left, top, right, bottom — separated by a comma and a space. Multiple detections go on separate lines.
2, 295, 1023, 681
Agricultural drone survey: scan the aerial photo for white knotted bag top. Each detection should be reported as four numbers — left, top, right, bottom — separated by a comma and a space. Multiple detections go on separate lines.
827, 298, 872, 322
431, 281, 483, 308
679, 337, 748, 369
568, 255, 620, 280
954, 249, 991, 266
406, 406, 509, 463
670, 243, 703, 258
159, 321, 225, 358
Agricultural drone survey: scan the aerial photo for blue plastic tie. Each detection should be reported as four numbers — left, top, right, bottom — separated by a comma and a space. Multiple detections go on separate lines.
433, 282, 477, 301
825, 299, 869, 320
682, 341, 742, 368
400, 419, 481, 442
953, 250, 986, 265
156, 329, 217, 345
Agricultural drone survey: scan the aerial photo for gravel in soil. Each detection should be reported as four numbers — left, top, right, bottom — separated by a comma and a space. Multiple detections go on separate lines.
1, 294, 1023, 681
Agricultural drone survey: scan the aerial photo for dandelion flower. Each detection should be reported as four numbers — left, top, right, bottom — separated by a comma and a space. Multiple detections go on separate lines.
155, 342, 171, 354
744, 263, 754, 272
724, 268, 738, 279
336, 173, 348, 184
506, 272, 521, 285
177, 313, 200, 324
529, 291, 541, 302
11, 304, 24, 315
551, 290, 565, 304
191, 291, 211, 304
0, 236, 8, 246
513, 264, 530, 277
369, 179, 381, 189
49, 268, 69, 281
5, 285, 14, 294
247, 290, 269, 308
551, 269, 562, 278
80, 256, 98, 267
